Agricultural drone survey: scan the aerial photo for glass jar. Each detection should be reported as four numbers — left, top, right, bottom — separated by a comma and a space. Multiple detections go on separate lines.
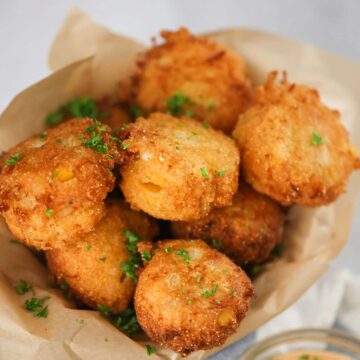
240, 328, 360, 359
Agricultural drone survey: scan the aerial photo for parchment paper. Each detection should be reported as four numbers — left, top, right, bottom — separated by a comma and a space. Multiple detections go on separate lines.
0, 8, 359, 360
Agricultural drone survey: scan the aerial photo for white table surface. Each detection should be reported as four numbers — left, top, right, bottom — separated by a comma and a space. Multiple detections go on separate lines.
0, 0, 359, 272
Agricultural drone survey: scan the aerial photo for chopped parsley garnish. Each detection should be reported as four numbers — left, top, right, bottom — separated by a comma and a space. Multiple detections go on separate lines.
211, 238, 222, 250
110, 135, 128, 150
165, 246, 172, 254
38, 131, 47, 139
310, 131, 323, 146
9, 239, 21, 245
128, 105, 143, 121
249, 264, 263, 277
97, 304, 111, 317
175, 249, 191, 264
215, 298, 221, 304
202, 284, 218, 298
120, 255, 141, 282
271, 244, 283, 257
24, 296, 50, 318
124, 229, 140, 253
166, 93, 194, 116
200, 167, 209, 179
146, 344, 156, 356
44, 209, 54, 217
113, 306, 140, 335
99, 256, 107, 262
81, 120, 108, 154
45, 96, 99, 128
191, 131, 198, 136
142, 251, 152, 261
5, 151, 23, 166
195, 275, 201, 283
121, 229, 142, 282
231, 290, 237, 297
59, 279, 72, 299
85, 245, 92, 251
16, 280, 32, 295
202, 123, 209, 129
215, 169, 226, 177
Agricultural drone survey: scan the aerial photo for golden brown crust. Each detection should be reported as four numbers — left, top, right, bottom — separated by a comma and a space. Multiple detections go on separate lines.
96, 100, 131, 131
171, 181, 285, 264
125, 27, 254, 133
135, 239, 254, 355
46, 199, 158, 314
0, 118, 126, 249
120, 113, 240, 220
232, 71, 358, 207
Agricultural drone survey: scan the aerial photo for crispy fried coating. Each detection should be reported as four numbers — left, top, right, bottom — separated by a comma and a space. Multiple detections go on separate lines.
135, 239, 254, 355
171, 181, 285, 265
0, 118, 126, 250
46, 199, 158, 314
120, 113, 240, 221
232, 72, 359, 206
96, 100, 130, 131
126, 28, 254, 133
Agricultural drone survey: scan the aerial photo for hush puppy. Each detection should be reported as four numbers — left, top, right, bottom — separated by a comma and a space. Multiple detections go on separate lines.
0, 118, 126, 249
46, 199, 158, 314
120, 113, 240, 221
134, 239, 254, 355
232, 72, 359, 206
126, 28, 254, 133
171, 181, 285, 264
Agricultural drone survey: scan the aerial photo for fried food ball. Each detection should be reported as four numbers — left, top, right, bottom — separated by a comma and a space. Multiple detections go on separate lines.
171, 181, 285, 265
46, 199, 158, 314
232, 72, 359, 207
126, 28, 254, 133
120, 112, 240, 221
135, 239, 254, 356
0, 118, 126, 250
96, 100, 131, 131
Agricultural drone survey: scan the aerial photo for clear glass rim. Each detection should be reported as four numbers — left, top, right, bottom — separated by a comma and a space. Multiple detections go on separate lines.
239, 328, 360, 359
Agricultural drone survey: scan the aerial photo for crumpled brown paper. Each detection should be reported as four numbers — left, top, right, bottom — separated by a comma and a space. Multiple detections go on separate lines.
0, 7, 359, 360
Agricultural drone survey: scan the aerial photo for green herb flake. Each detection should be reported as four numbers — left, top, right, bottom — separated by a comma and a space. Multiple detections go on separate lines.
78, 319, 85, 325
271, 244, 283, 257
124, 229, 140, 254
175, 249, 191, 264
59, 279, 72, 299
99, 256, 107, 262
195, 275, 201, 283
187, 299, 193, 305
231, 290, 237, 297
250, 264, 263, 277
85, 245, 92, 251
200, 167, 209, 179
97, 304, 111, 317
191, 131, 198, 136
299, 355, 310, 360
215, 298, 221, 304
215, 169, 226, 177
310, 131, 323, 146
5, 151, 23, 166
202, 284, 218, 298
142, 251, 152, 261
45, 97, 99, 128
211, 238, 222, 250
25, 296, 50, 318
9, 239, 21, 245
38, 131, 47, 139
202, 123, 209, 129
166, 93, 193, 116
113, 307, 140, 335
165, 246, 172, 254
16, 280, 32, 295
44, 209, 54, 217
146, 344, 156, 356
120, 254, 141, 283
128, 105, 143, 121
